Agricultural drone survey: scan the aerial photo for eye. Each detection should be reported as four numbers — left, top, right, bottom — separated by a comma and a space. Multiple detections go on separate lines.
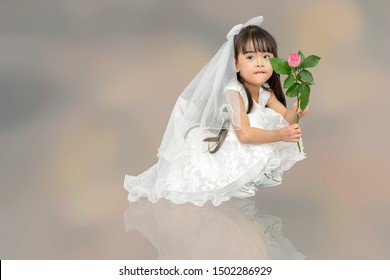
263, 54, 272, 60
246, 55, 254, 60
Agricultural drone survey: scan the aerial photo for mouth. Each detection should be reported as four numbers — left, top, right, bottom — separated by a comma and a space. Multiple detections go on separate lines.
254, 71, 267, 75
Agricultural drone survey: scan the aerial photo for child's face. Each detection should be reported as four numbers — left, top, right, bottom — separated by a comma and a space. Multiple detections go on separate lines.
235, 43, 274, 87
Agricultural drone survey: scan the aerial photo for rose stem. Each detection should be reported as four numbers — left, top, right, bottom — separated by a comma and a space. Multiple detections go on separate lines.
296, 97, 302, 152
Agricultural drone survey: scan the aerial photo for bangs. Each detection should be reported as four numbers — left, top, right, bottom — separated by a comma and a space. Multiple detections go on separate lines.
241, 36, 273, 54
234, 26, 278, 57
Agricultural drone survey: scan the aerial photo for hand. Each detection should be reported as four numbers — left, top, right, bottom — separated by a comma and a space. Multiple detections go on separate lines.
279, 123, 302, 142
293, 101, 309, 118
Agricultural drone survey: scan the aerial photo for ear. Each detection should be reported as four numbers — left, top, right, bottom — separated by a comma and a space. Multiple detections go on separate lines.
235, 62, 240, 73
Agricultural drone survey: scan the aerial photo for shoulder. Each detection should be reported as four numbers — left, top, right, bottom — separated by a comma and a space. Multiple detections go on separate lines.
224, 80, 244, 93
266, 88, 287, 115
224, 80, 248, 107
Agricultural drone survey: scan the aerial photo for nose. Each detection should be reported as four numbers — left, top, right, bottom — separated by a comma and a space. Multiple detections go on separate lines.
256, 56, 264, 67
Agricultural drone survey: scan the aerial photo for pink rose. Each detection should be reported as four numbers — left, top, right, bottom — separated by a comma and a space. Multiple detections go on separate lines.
288, 52, 301, 68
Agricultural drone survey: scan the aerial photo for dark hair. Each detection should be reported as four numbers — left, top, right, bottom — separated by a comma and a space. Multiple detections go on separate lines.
234, 25, 286, 112
204, 25, 285, 153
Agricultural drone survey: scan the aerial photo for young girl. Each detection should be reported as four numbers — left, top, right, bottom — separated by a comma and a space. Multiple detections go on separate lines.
124, 16, 307, 206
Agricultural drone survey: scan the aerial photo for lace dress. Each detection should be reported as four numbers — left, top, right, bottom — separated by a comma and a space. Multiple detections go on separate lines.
124, 81, 305, 206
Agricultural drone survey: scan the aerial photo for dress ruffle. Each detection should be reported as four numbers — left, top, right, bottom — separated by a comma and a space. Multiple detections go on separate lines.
124, 137, 304, 206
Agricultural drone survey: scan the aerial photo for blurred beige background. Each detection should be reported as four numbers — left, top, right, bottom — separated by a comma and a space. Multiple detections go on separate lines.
1, 0, 389, 259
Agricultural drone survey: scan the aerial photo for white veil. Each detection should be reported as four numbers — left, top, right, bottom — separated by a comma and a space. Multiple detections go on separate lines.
158, 16, 264, 161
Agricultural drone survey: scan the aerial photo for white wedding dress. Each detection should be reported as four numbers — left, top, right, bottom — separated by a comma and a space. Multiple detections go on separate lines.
124, 80, 305, 206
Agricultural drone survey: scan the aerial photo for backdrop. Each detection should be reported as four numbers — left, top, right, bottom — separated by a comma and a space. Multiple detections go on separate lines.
1, 0, 389, 259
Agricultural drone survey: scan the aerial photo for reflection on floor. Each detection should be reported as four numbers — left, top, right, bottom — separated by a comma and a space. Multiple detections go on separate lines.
124, 198, 304, 259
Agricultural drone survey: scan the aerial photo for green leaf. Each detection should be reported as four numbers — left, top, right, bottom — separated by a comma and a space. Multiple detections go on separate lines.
300, 55, 321, 68
296, 51, 305, 71
299, 69, 314, 83
296, 73, 302, 82
283, 74, 295, 89
286, 82, 300, 97
298, 50, 306, 62
299, 84, 310, 110
269, 57, 291, 74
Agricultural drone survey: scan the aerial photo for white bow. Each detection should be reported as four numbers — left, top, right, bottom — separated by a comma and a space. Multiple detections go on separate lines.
226, 16, 264, 40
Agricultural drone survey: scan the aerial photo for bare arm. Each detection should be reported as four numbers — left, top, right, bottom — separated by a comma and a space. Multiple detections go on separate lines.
267, 91, 309, 124
233, 92, 301, 144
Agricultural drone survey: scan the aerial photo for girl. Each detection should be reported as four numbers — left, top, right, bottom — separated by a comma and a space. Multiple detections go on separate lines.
124, 16, 307, 206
